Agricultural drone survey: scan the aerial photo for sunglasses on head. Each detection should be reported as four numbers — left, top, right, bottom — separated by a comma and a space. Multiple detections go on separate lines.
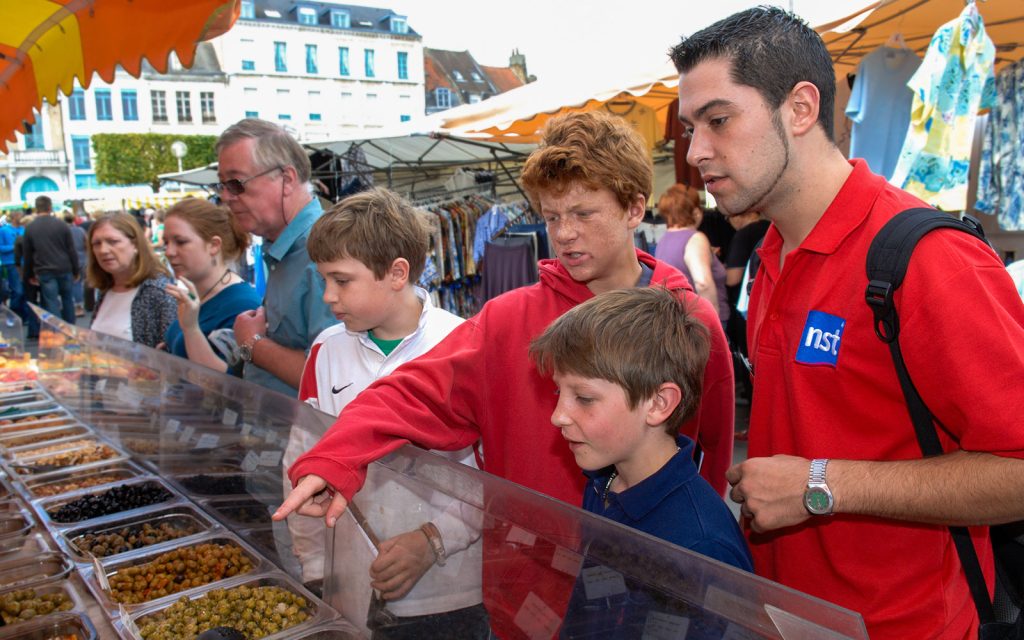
208, 166, 282, 196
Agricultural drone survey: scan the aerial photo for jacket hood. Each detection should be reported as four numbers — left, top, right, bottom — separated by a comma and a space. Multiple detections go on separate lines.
538, 249, 694, 303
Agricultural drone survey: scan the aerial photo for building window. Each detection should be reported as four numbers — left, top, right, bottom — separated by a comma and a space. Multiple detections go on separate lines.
400, 115, 411, 122
75, 174, 99, 190
95, 89, 112, 120
397, 52, 408, 80
452, 70, 464, 82
471, 72, 482, 82
121, 90, 138, 121
435, 87, 452, 109
23, 122, 44, 149
278, 114, 291, 121
338, 47, 349, 76
364, 49, 375, 78
274, 42, 287, 72
72, 136, 91, 170
309, 113, 322, 121
390, 16, 408, 34
240, 0, 254, 19
331, 10, 349, 28
176, 91, 192, 122
69, 89, 86, 120
469, 94, 481, 104
245, 110, 259, 119
306, 44, 318, 74
297, 6, 317, 25
200, 92, 215, 123
242, 59, 255, 71
152, 90, 167, 122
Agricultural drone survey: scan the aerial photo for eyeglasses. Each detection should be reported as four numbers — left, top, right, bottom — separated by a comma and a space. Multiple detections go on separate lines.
208, 166, 282, 196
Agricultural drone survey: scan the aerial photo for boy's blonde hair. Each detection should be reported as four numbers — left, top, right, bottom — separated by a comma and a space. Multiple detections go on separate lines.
529, 287, 710, 435
307, 187, 429, 283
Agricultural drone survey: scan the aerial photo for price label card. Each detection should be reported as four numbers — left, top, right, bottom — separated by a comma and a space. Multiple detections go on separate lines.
550, 545, 583, 577
264, 430, 278, 445
177, 425, 195, 444
116, 383, 143, 409
581, 565, 628, 600
195, 434, 220, 449
506, 526, 536, 547
643, 611, 690, 640
258, 450, 282, 467
513, 592, 561, 640
165, 419, 181, 434
222, 408, 238, 426
240, 423, 253, 437
241, 450, 260, 472
95, 379, 107, 393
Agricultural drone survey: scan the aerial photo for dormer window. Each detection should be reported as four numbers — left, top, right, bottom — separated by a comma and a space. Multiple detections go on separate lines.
265, 9, 281, 18
331, 10, 350, 28
390, 16, 408, 34
471, 72, 482, 82
452, 70, 464, 82
240, 0, 254, 19
297, 6, 317, 25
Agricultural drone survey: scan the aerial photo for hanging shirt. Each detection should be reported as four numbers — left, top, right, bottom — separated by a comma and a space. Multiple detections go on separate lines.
890, 3, 996, 210
604, 100, 659, 153
845, 46, 921, 180
976, 58, 1024, 230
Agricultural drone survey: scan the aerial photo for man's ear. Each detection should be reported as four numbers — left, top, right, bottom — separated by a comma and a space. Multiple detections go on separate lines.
388, 257, 410, 289
280, 165, 300, 196
788, 81, 821, 138
646, 382, 682, 426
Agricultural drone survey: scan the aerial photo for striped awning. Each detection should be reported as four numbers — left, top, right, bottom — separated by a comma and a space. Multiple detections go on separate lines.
1, 0, 239, 152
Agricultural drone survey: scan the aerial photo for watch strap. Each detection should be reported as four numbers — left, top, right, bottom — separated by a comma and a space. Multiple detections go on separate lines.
419, 522, 446, 566
809, 458, 829, 485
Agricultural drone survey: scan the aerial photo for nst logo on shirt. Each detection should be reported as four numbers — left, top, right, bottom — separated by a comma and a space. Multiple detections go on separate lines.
796, 310, 845, 367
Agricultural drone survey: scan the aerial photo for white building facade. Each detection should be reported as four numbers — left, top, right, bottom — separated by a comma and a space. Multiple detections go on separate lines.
0, 102, 69, 204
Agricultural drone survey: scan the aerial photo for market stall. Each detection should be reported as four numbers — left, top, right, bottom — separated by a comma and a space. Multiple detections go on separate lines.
0, 307, 871, 639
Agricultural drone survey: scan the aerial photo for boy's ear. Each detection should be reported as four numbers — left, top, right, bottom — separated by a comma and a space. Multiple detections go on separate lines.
646, 382, 682, 426
388, 257, 410, 289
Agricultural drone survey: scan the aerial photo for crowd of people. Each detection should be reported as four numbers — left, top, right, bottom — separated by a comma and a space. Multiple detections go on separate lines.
8, 6, 1023, 639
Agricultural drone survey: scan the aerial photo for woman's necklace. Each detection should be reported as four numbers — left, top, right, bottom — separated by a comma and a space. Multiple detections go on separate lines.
198, 269, 231, 303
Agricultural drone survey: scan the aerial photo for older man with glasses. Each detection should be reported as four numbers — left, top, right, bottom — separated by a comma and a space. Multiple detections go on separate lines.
212, 118, 335, 396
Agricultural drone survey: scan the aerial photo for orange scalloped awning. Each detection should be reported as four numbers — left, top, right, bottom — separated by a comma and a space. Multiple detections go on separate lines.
1, 0, 239, 152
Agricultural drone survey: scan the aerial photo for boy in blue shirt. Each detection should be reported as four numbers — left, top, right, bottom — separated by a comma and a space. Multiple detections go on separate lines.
530, 286, 752, 636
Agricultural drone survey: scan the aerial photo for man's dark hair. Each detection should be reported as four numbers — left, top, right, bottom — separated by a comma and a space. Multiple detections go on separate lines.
670, 5, 836, 141
34, 195, 53, 213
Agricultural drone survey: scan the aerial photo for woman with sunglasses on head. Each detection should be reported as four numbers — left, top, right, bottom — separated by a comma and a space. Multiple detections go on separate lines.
161, 198, 261, 375
88, 213, 177, 347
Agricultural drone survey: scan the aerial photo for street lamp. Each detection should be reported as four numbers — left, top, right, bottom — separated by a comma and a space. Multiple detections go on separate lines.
170, 140, 188, 192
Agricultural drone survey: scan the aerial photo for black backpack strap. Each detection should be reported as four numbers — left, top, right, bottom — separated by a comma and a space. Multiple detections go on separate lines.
864, 208, 995, 624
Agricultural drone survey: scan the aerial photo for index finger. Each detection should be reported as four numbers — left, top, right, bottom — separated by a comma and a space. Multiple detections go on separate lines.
272, 476, 325, 521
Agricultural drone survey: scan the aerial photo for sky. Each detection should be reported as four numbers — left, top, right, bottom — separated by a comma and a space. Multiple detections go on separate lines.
382, 0, 873, 82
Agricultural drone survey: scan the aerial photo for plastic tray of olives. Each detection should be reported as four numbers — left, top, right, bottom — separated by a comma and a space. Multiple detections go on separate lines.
60, 505, 219, 564
22, 460, 147, 499
173, 472, 281, 499
0, 610, 98, 639
0, 425, 93, 452
0, 533, 52, 564
0, 553, 72, 591
197, 496, 278, 530
0, 580, 85, 629
94, 534, 266, 611
36, 477, 181, 528
9, 442, 127, 479
129, 573, 325, 640
8, 437, 107, 462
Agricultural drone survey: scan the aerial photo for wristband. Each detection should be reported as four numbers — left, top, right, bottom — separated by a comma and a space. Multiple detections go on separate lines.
419, 522, 446, 566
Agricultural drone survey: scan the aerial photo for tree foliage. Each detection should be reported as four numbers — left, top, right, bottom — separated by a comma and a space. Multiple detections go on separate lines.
93, 133, 217, 192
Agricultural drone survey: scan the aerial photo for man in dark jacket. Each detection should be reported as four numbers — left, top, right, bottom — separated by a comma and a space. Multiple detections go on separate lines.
23, 196, 78, 325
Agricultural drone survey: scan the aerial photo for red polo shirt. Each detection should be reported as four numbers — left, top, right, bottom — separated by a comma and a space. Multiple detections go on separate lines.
747, 160, 1024, 639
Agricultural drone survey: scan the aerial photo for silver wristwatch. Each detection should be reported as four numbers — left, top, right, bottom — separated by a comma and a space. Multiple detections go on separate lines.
803, 458, 834, 516
239, 333, 264, 363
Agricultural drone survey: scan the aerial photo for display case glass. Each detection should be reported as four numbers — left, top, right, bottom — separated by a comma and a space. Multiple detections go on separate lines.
0, 309, 870, 639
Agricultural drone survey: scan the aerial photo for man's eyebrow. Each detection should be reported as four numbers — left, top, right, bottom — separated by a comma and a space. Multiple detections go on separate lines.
679, 99, 735, 124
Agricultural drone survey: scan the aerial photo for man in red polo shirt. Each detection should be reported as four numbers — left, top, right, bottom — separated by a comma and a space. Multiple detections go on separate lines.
673, 6, 1024, 639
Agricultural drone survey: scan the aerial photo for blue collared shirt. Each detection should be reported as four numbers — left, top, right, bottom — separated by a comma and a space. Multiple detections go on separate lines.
244, 197, 335, 396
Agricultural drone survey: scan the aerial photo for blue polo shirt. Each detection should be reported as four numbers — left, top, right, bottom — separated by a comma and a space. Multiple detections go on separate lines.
244, 197, 335, 397
560, 436, 752, 638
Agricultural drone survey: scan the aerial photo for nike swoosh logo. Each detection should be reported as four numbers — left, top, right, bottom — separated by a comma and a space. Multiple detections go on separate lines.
331, 383, 353, 394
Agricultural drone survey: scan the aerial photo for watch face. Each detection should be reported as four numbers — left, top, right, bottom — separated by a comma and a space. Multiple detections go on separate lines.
805, 487, 833, 515
239, 346, 252, 362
